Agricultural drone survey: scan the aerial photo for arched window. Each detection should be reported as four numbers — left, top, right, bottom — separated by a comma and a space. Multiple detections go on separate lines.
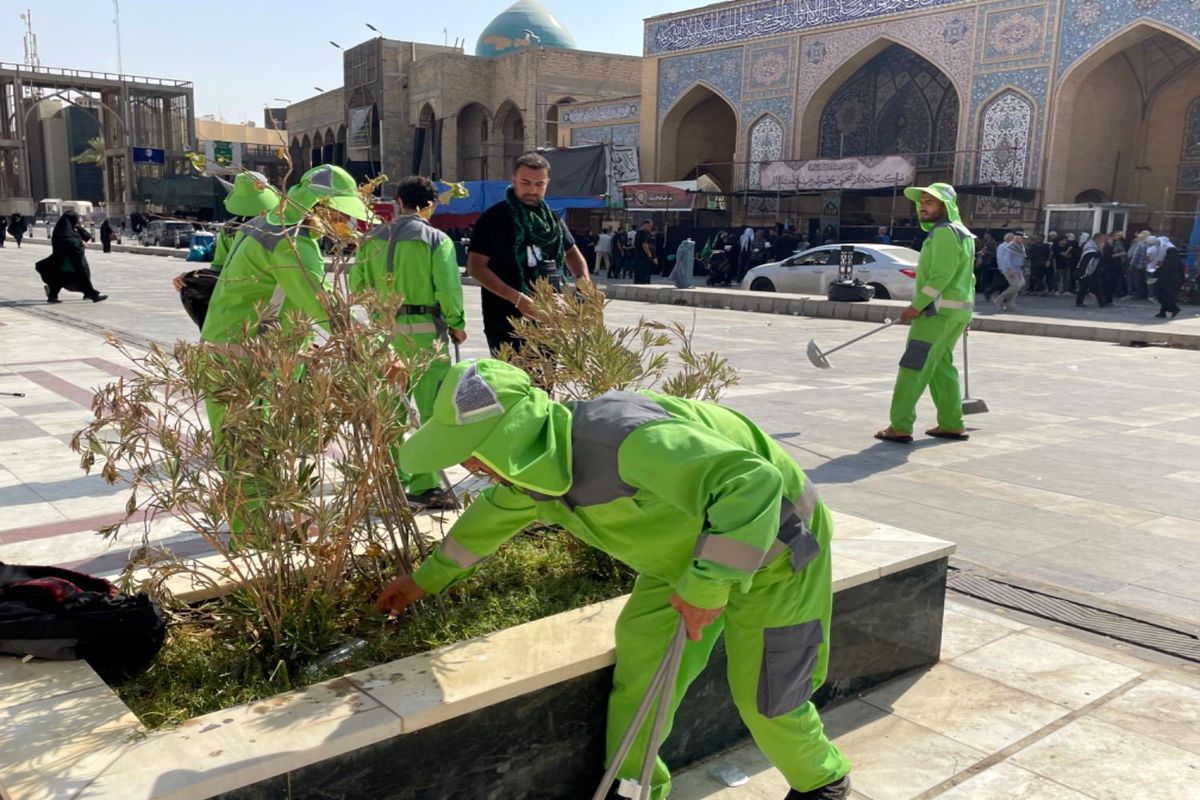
976, 90, 1033, 188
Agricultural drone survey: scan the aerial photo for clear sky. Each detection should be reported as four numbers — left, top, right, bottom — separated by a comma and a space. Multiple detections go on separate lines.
7, 1, 685, 126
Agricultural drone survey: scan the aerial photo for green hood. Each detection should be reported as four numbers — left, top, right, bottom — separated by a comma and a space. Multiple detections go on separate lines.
903, 182, 975, 237
397, 360, 572, 496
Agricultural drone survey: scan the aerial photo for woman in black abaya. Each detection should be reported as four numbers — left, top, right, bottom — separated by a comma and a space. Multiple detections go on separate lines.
35, 212, 107, 303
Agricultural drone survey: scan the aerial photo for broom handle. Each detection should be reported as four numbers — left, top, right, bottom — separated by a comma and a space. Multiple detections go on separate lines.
962, 329, 971, 399
822, 318, 895, 357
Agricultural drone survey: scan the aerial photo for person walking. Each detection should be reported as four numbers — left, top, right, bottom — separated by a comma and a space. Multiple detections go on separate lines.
377, 359, 854, 800
596, 226, 614, 277
466, 152, 590, 355
738, 226, 754, 281
1028, 233, 1053, 295
1126, 230, 1152, 300
350, 175, 466, 509
34, 212, 107, 304
993, 230, 1026, 312
7, 212, 26, 248
1109, 234, 1128, 298
1074, 233, 1105, 307
1096, 235, 1119, 307
99, 218, 117, 253
0, 213, 6, 248
876, 182, 974, 444
634, 219, 657, 284
1152, 236, 1184, 318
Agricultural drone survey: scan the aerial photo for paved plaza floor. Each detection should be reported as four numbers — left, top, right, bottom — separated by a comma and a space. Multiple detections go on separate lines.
2, 244, 1199, 797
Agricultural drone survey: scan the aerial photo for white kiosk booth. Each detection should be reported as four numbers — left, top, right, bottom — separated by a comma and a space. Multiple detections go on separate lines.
1042, 203, 1145, 240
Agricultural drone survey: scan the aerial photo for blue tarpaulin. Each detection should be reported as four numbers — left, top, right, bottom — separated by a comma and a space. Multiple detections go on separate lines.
434, 181, 604, 217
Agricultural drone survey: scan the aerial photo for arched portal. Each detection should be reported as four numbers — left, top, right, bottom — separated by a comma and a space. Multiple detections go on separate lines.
417, 103, 436, 177
334, 124, 347, 167
815, 43, 959, 173
659, 85, 737, 190
290, 136, 304, 174
494, 101, 526, 177
300, 134, 312, 173
311, 131, 323, 169
1047, 22, 1200, 218
321, 128, 336, 166
457, 103, 491, 181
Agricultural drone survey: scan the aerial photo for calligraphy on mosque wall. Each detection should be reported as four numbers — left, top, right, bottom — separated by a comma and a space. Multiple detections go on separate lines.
646, 0, 967, 55
757, 155, 916, 191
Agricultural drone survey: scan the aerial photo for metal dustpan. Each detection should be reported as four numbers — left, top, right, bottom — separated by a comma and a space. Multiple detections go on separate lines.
805, 318, 894, 370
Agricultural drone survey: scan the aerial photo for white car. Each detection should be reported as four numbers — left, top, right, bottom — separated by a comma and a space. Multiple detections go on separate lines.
741, 244, 921, 301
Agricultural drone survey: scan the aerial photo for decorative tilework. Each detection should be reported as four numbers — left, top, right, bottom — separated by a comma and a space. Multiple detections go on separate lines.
749, 115, 784, 189
743, 96, 795, 129
658, 47, 743, 116
968, 69, 1048, 183
1180, 163, 1200, 191
977, 90, 1033, 187
561, 101, 640, 125
1057, 0, 1200, 80
748, 46, 791, 90
570, 124, 640, 147
984, 7, 1046, 60
794, 7, 975, 151
645, 0, 968, 55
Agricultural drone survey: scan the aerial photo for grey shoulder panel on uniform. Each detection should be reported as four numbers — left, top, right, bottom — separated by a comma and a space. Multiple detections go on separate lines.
381, 216, 449, 275
555, 391, 671, 508
239, 217, 290, 250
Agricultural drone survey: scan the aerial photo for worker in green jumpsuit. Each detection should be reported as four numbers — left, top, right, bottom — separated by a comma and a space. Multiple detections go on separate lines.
171, 171, 279, 293
200, 164, 372, 532
376, 359, 853, 800
350, 175, 466, 508
876, 182, 975, 444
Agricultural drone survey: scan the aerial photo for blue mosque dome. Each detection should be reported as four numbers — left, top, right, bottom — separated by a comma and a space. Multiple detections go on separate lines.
475, 0, 577, 58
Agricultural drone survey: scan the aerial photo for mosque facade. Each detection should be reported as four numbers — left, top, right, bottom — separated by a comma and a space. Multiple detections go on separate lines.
629, 0, 1200, 229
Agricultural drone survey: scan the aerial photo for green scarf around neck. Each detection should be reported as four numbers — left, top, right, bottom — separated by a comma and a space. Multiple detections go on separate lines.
506, 186, 564, 292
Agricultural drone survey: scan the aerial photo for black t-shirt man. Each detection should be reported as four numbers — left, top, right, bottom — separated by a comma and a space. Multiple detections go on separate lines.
468, 200, 576, 353
633, 227, 656, 284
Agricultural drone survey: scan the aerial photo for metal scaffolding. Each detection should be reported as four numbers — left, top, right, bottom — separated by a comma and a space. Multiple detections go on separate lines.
0, 61, 194, 219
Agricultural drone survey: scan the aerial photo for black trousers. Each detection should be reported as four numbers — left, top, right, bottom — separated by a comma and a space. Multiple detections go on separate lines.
1075, 274, 1100, 306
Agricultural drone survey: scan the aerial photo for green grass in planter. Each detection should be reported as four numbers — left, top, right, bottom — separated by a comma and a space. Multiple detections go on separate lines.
116, 532, 635, 729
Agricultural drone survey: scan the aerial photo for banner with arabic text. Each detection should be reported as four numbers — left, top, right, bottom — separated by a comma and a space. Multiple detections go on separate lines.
758, 156, 916, 192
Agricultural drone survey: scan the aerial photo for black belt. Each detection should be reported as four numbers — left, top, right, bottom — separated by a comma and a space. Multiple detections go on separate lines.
400, 304, 440, 316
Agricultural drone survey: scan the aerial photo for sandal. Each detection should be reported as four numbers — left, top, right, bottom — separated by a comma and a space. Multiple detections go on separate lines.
874, 428, 913, 444
925, 427, 970, 441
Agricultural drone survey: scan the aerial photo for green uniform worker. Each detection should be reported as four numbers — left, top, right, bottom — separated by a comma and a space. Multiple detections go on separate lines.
350, 176, 466, 507
200, 165, 373, 528
376, 360, 853, 800
876, 183, 975, 444
172, 171, 279, 294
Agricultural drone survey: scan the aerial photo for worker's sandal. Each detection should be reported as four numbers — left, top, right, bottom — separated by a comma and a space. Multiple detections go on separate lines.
784, 775, 852, 799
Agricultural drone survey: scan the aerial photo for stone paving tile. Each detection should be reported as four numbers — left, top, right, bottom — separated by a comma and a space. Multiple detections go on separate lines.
1010, 716, 1200, 800
935, 762, 1095, 800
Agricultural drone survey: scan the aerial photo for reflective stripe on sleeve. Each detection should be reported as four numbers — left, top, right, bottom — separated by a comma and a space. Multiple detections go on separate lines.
694, 534, 769, 572
392, 321, 440, 335
939, 298, 970, 309
439, 536, 483, 569
921, 285, 941, 299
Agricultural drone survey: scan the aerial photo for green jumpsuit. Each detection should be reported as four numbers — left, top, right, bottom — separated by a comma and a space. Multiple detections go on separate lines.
889, 184, 976, 435
199, 217, 330, 531
350, 214, 465, 494
400, 360, 852, 799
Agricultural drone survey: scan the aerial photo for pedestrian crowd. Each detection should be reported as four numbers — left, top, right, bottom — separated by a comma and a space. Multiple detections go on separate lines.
976, 228, 1186, 318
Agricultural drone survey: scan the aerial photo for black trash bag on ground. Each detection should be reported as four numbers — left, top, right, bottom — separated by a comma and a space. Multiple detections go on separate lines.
827, 279, 875, 302
0, 562, 166, 682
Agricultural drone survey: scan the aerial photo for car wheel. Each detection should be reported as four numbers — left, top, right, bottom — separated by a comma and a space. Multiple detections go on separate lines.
868, 283, 890, 300
750, 277, 776, 292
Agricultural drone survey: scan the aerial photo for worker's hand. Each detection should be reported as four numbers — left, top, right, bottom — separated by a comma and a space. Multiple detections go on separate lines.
514, 293, 537, 318
449, 328, 467, 344
670, 592, 724, 642
375, 574, 427, 616
899, 305, 921, 323
172, 273, 186, 292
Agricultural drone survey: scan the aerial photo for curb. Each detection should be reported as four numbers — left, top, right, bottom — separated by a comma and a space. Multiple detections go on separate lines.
18, 236, 189, 260
599, 284, 1200, 351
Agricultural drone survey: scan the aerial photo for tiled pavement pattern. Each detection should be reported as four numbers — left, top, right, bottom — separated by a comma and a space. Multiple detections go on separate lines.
1, 245, 1199, 631
674, 597, 1200, 800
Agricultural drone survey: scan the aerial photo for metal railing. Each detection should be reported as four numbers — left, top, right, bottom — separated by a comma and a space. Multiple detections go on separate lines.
0, 61, 192, 89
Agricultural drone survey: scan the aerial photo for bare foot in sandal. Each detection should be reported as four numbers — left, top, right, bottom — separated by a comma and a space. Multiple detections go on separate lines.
925, 427, 969, 440
874, 427, 913, 443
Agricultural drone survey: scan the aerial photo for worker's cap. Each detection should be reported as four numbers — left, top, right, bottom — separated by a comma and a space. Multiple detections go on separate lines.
1011, 229, 1026, 237
397, 359, 541, 475
276, 164, 374, 223
903, 182, 957, 205
222, 171, 281, 217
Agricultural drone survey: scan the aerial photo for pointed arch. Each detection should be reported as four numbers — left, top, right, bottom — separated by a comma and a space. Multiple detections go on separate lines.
494, 100, 526, 175
747, 113, 785, 190
658, 84, 738, 189
457, 102, 492, 181
1046, 20, 1200, 203
975, 87, 1035, 188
